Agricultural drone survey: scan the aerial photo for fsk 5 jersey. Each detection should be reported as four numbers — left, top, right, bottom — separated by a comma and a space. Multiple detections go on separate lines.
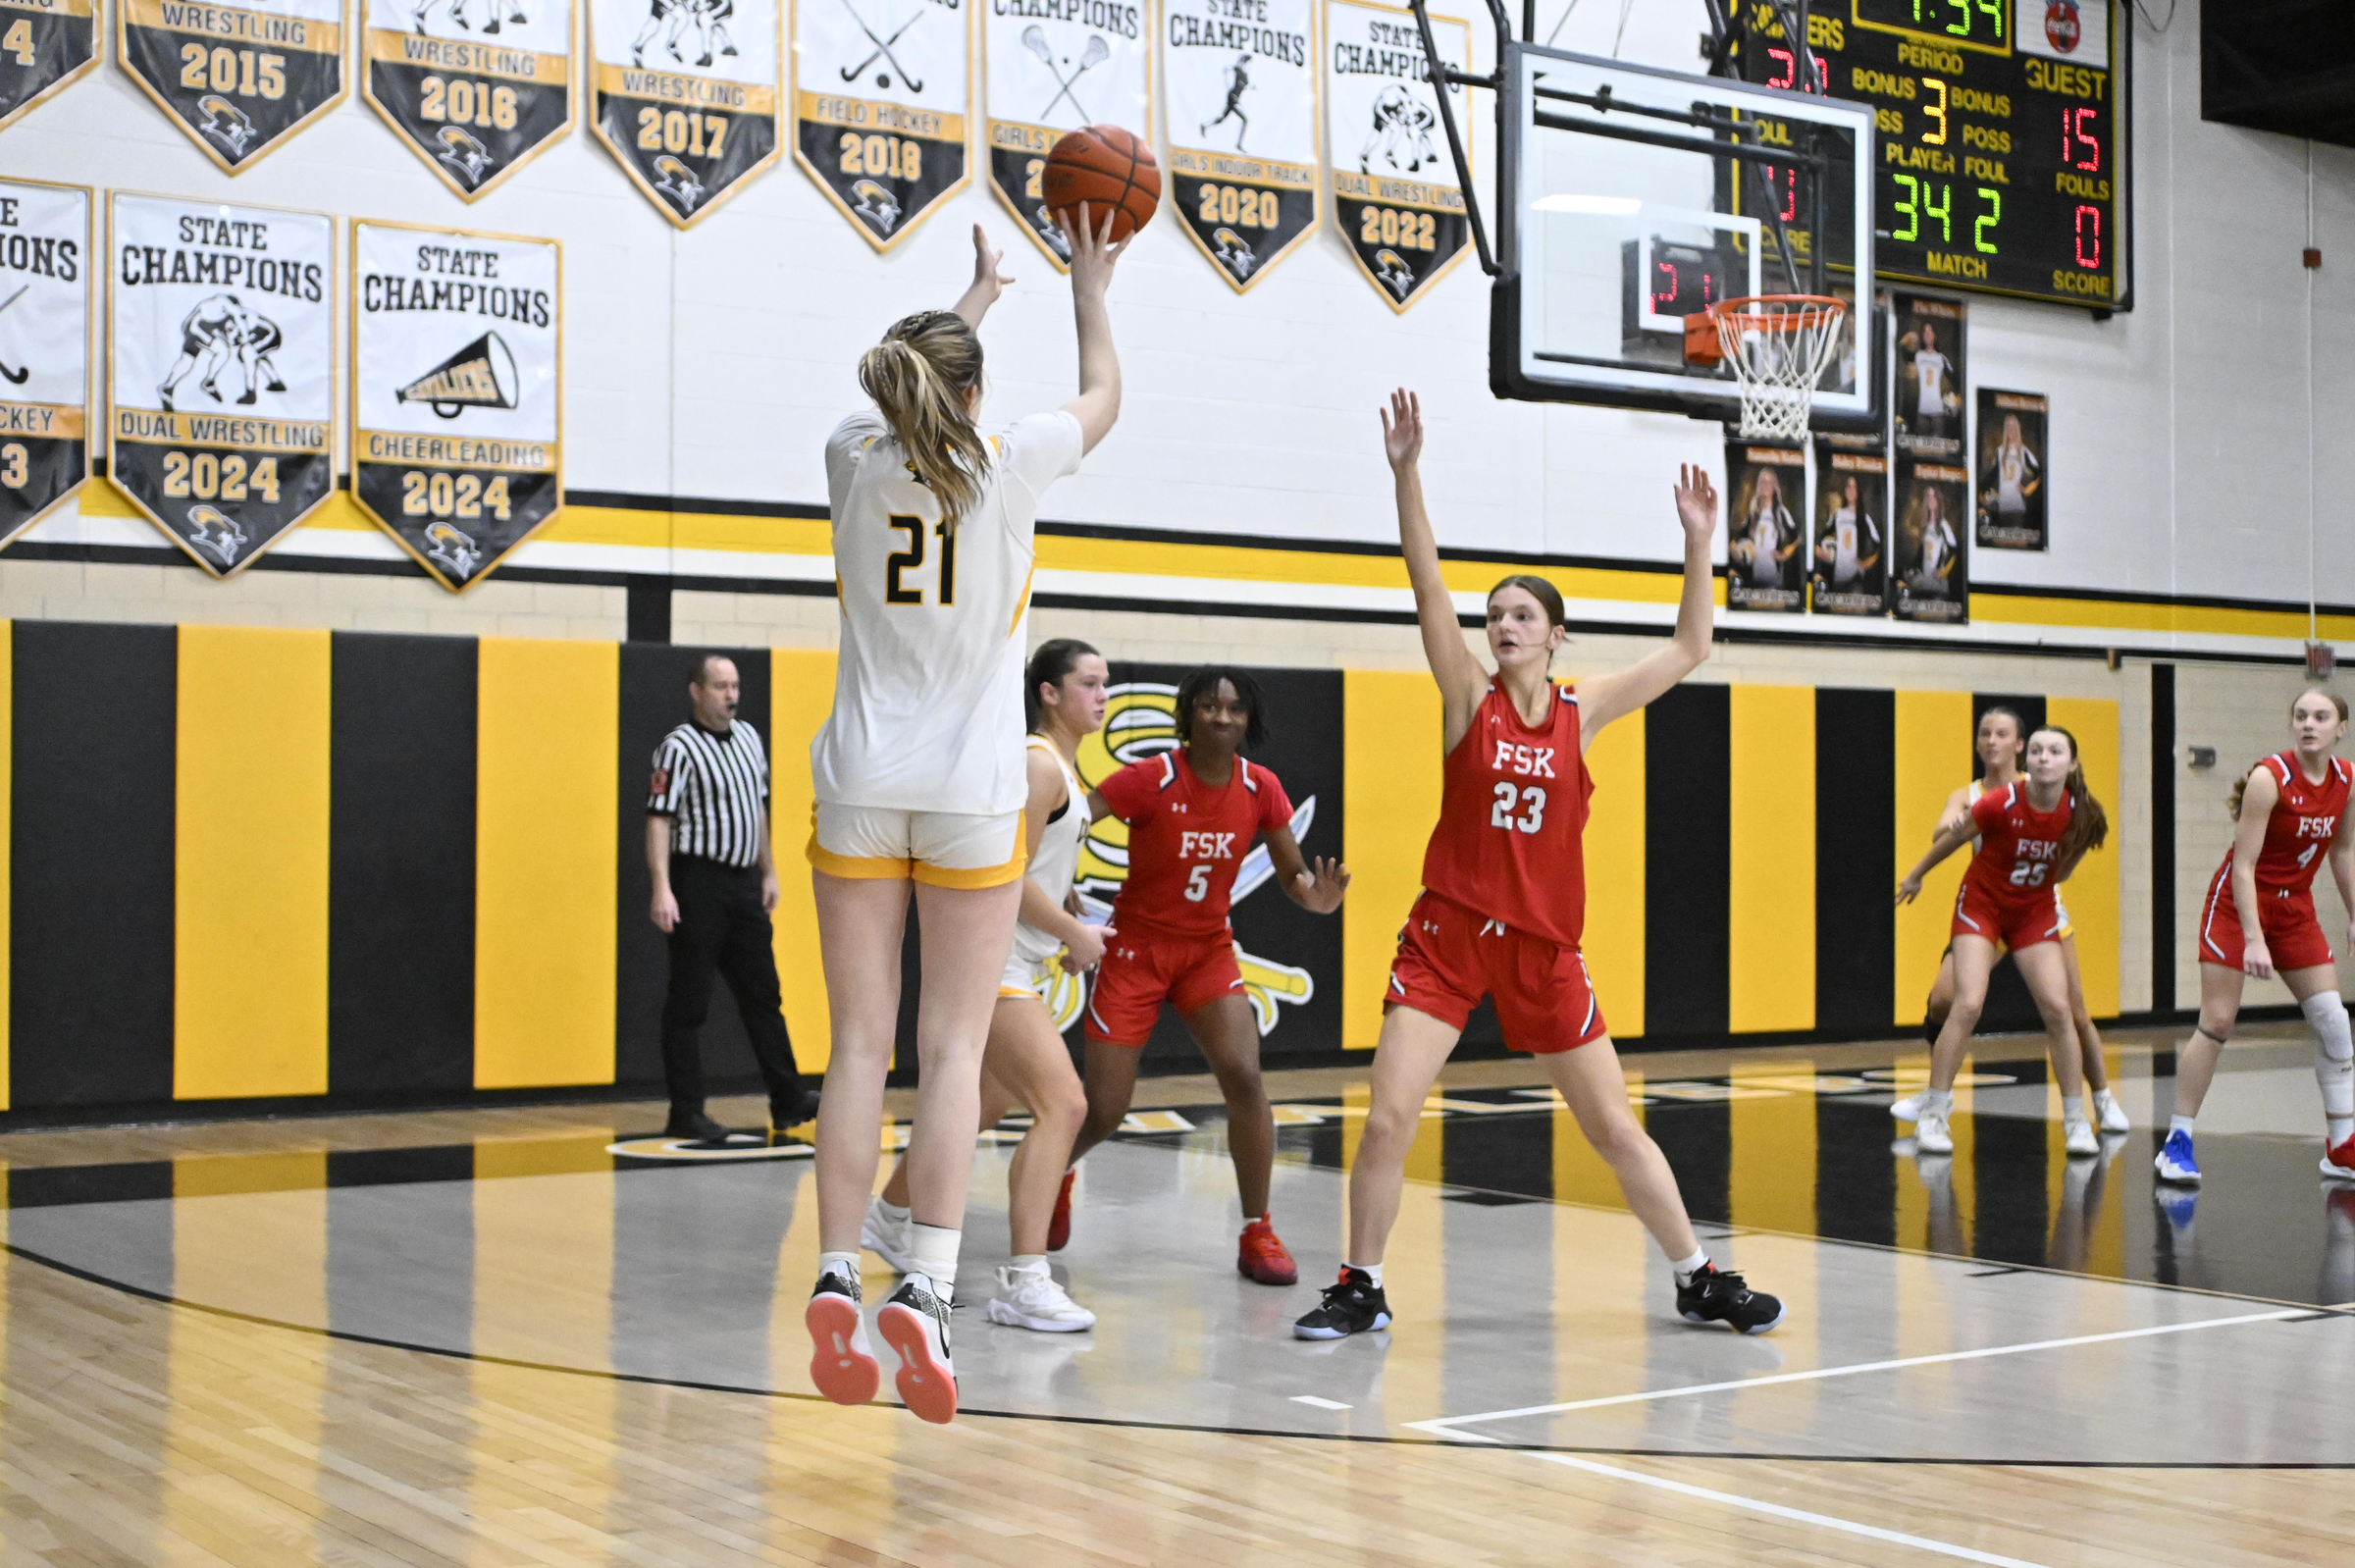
1094, 750, 1294, 941
1421, 683, 1594, 949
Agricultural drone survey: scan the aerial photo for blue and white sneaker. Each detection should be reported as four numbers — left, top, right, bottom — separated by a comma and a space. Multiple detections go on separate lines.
2154, 1127, 2201, 1184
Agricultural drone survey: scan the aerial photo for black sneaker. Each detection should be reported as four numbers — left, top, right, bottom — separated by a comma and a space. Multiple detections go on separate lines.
771, 1085, 822, 1132
1676, 1263, 1784, 1333
1292, 1268, 1391, 1339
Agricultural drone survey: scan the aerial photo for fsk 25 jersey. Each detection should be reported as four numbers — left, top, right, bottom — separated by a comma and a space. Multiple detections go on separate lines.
1094, 750, 1295, 941
1420, 683, 1595, 950
1963, 782, 2073, 910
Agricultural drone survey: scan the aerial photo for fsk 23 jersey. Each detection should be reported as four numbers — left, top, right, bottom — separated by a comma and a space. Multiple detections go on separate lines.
1420, 683, 1594, 950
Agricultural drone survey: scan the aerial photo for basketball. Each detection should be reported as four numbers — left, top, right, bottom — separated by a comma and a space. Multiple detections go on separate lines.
1041, 125, 1161, 244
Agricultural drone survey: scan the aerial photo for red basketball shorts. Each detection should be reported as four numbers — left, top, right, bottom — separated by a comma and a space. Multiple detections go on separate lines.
2198, 875, 2334, 972
1385, 890, 1607, 1054
1082, 925, 1244, 1045
1950, 882, 2066, 953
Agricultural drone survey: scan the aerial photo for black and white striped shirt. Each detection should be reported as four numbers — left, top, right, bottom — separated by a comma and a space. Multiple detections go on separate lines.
649, 720, 769, 868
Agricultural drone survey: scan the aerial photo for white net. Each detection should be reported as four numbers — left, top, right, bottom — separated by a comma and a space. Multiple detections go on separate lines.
1713, 296, 1847, 442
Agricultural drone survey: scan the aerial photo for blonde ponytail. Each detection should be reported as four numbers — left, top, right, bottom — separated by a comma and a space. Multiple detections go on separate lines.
859, 310, 990, 529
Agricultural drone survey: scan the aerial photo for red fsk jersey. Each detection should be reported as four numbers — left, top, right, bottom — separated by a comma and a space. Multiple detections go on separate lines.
1096, 750, 1294, 940
1420, 683, 1595, 949
2229, 751, 2351, 894
1962, 782, 2072, 910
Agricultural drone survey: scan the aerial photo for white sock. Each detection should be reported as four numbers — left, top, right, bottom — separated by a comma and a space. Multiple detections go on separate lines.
1922, 1087, 1955, 1117
2302, 992, 2354, 1134
2170, 1114, 2196, 1136
2061, 1095, 2085, 1124
875, 1196, 911, 1222
1345, 1261, 1384, 1288
1006, 1253, 1047, 1280
818, 1250, 861, 1287
2093, 1088, 2120, 1111
910, 1222, 961, 1301
1669, 1248, 1709, 1286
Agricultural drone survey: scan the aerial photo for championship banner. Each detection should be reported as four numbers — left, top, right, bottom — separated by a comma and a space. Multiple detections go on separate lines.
1975, 388, 2048, 551
0, 180, 91, 545
1810, 442, 1886, 617
0, 0, 101, 130
107, 192, 334, 577
1323, 0, 1468, 311
1894, 291, 1965, 457
1160, 0, 1317, 291
983, 0, 1150, 269
792, 0, 970, 250
364, 0, 575, 201
591, 0, 781, 226
118, 0, 347, 170
1895, 459, 1968, 624
1724, 442, 1804, 615
352, 221, 559, 593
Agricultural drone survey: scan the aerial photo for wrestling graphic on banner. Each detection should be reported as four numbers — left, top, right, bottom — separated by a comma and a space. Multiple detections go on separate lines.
1161, 0, 1318, 291
792, 0, 969, 250
1323, 0, 1469, 311
107, 192, 334, 578
592, 0, 781, 225
364, 0, 576, 201
983, 0, 1149, 269
118, 0, 348, 170
0, 0, 101, 130
352, 221, 559, 592
0, 179, 92, 546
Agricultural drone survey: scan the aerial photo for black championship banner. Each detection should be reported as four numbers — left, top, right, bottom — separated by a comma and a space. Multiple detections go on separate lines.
0, 180, 91, 545
793, 0, 969, 250
1895, 291, 1965, 457
1895, 459, 1968, 624
1809, 442, 1887, 617
352, 221, 559, 592
1160, 0, 1316, 291
364, 0, 575, 201
1724, 442, 1805, 615
983, 0, 1149, 269
0, 0, 100, 129
1975, 388, 2048, 551
118, 0, 346, 169
591, 0, 781, 225
107, 192, 334, 577
1324, 0, 1468, 311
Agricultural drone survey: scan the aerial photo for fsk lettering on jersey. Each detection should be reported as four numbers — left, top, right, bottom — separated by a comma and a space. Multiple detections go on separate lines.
1179, 831, 1238, 860
1491, 740, 1557, 778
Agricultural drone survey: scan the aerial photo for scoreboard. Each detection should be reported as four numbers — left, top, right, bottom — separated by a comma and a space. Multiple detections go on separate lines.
1732, 1, 2129, 311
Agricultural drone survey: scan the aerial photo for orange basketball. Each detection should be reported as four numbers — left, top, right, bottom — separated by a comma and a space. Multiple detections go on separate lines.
1041, 125, 1161, 244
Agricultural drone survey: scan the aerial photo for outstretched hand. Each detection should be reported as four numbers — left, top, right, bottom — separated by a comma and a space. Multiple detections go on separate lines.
970, 224, 1012, 303
1293, 856, 1352, 914
1381, 388, 1423, 471
1057, 203, 1126, 297
1673, 463, 1719, 545
1893, 872, 1922, 907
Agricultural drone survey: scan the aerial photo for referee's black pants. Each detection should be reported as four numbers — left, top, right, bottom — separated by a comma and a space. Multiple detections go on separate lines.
661, 854, 807, 1120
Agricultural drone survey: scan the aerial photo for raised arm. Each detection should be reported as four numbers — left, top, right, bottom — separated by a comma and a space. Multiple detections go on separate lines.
949, 224, 1013, 330
2231, 766, 2280, 978
1384, 390, 1486, 747
1575, 466, 1718, 743
1055, 205, 1125, 454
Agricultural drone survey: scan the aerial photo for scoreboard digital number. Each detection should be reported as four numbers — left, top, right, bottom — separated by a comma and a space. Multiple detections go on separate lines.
1734, 1, 2128, 310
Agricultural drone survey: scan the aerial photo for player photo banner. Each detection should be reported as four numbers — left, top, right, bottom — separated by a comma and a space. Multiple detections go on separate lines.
1161, 0, 1317, 291
0, 180, 92, 545
793, 0, 971, 250
1895, 291, 1966, 458
1810, 443, 1887, 617
118, 0, 347, 170
108, 192, 334, 578
1975, 389, 2047, 551
0, 0, 101, 131
983, 0, 1150, 269
364, 0, 575, 201
593, 0, 781, 226
1895, 459, 1969, 624
352, 222, 558, 593
1724, 443, 1805, 615
1325, 0, 1468, 311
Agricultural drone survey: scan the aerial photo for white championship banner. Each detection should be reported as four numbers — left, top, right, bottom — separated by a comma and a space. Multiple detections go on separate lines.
983, 0, 1150, 269
792, 0, 970, 250
591, 0, 782, 226
351, 221, 559, 593
363, 0, 576, 201
117, 0, 348, 171
107, 192, 334, 578
0, 179, 92, 545
1323, 0, 1469, 311
0, 0, 101, 131
1161, 0, 1317, 291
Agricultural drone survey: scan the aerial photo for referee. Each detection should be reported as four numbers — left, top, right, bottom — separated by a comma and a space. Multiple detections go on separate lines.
647, 654, 820, 1141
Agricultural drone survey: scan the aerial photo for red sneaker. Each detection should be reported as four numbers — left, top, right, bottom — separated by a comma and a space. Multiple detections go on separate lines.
2324, 1136, 2355, 1183
1046, 1168, 1076, 1252
1237, 1215, 1298, 1285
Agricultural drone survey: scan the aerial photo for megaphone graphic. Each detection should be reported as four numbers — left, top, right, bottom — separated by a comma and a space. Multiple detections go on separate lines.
395, 332, 519, 420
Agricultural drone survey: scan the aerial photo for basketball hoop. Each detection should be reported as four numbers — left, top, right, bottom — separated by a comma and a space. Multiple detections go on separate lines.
1685, 294, 1847, 442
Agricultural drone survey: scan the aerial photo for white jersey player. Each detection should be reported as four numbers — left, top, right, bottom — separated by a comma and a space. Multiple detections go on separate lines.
806, 214, 1126, 1428
1990, 413, 2039, 516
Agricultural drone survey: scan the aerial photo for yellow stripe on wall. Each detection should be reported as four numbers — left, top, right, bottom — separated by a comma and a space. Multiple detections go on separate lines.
1728, 686, 1815, 1032
1582, 704, 1644, 1039
1340, 670, 1443, 1049
0, 623, 9, 1113
1893, 690, 1974, 1024
475, 639, 618, 1089
771, 650, 838, 1071
2048, 697, 2121, 1017
175, 626, 331, 1099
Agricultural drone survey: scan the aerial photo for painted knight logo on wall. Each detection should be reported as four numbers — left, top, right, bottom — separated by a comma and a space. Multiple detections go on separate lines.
118, 0, 348, 169
1323, 0, 1470, 311
0, 179, 92, 546
792, 0, 969, 249
0, 0, 101, 130
983, 0, 1149, 269
363, 0, 576, 200
1161, 0, 1318, 291
591, 0, 782, 225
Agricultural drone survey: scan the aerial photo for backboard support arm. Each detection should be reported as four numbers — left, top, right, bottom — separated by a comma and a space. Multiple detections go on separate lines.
1408, 0, 1504, 278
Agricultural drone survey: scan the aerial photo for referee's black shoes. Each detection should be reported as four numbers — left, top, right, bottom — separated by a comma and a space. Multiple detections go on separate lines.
664, 1110, 735, 1141
772, 1084, 823, 1133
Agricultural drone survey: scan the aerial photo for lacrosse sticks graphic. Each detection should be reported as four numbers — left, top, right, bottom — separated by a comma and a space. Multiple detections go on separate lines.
840, 0, 923, 91
0, 287, 29, 386
1023, 26, 1108, 121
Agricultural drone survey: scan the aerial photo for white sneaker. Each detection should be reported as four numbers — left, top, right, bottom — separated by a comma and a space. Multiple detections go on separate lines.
1890, 1093, 1923, 1123
985, 1265, 1096, 1333
862, 1195, 916, 1274
2094, 1091, 2131, 1133
1914, 1108, 1953, 1154
2063, 1117, 2099, 1157
876, 1272, 958, 1424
